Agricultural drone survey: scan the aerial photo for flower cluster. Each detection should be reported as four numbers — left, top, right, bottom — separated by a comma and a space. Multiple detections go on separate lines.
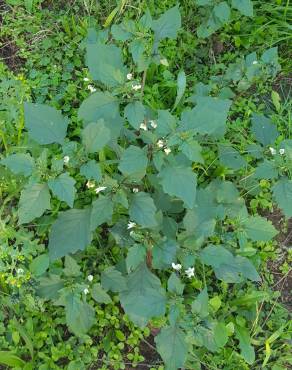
172, 263, 195, 278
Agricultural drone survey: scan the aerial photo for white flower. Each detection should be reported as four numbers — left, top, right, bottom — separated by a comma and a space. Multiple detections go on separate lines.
132, 83, 142, 91
86, 180, 95, 189
172, 263, 182, 271
83, 288, 89, 295
132, 188, 139, 193
88, 84, 96, 93
252, 60, 258, 65
139, 122, 147, 131
83, 77, 89, 82
87, 275, 93, 282
95, 186, 107, 194
127, 221, 136, 230
127, 73, 133, 80
157, 139, 164, 148
269, 147, 276, 155
164, 148, 171, 155
149, 120, 157, 129
17, 268, 24, 274
185, 267, 195, 278
279, 148, 285, 155
63, 156, 70, 164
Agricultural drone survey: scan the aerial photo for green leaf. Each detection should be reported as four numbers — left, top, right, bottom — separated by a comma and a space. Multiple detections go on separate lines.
173, 70, 186, 110
30, 254, 49, 277
218, 145, 246, 170
272, 178, 292, 218
80, 160, 102, 182
242, 216, 278, 241
168, 273, 184, 295
155, 325, 187, 370
118, 145, 148, 181
151, 6, 181, 41
82, 120, 111, 153
36, 274, 64, 299
156, 110, 176, 137
129, 192, 157, 228
1, 153, 35, 176
0, 352, 25, 367
213, 2, 230, 23
111, 23, 132, 41
24, 102, 68, 145
180, 140, 204, 163
92, 283, 112, 304
86, 43, 126, 87
18, 183, 51, 224
48, 172, 76, 208
159, 164, 197, 208
180, 97, 231, 137
120, 263, 166, 327
49, 208, 92, 260
192, 288, 209, 318
65, 293, 95, 336
232, 0, 253, 17
214, 322, 228, 347
251, 114, 279, 146
254, 160, 278, 179
124, 101, 145, 129
101, 266, 127, 293
152, 239, 178, 269
90, 195, 113, 231
64, 255, 81, 277
235, 326, 255, 364
126, 245, 147, 273
234, 256, 260, 282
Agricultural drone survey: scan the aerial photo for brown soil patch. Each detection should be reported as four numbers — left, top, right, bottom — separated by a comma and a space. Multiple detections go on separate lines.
273, 73, 292, 100
0, 37, 25, 72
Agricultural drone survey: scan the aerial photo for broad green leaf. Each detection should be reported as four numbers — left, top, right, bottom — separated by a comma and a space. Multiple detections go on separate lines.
151, 6, 181, 41
111, 23, 132, 41
0, 352, 25, 367
86, 43, 126, 87
234, 256, 260, 282
156, 110, 176, 137
272, 178, 292, 218
36, 274, 64, 299
251, 114, 279, 146
254, 160, 278, 179
232, 0, 253, 17
180, 97, 231, 137
173, 70, 186, 110
152, 239, 178, 269
192, 288, 209, 318
24, 102, 68, 145
30, 254, 49, 276
129, 192, 157, 228
92, 283, 112, 304
242, 216, 278, 241
155, 325, 187, 370
1, 153, 35, 176
18, 183, 51, 224
81, 120, 111, 153
65, 293, 95, 336
213, 2, 230, 23
118, 145, 148, 181
120, 263, 166, 327
64, 255, 81, 277
180, 140, 204, 163
129, 39, 147, 71
218, 145, 246, 170
168, 273, 184, 295
124, 101, 145, 129
126, 245, 147, 273
196, 0, 213, 5
159, 164, 197, 208
214, 322, 228, 347
235, 326, 255, 364
90, 195, 113, 231
49, 208, 92, 260
195, 325, 218, 352
101, 266, 127, 293
80, 160, 102, 182
68, 361, 86, 370
48, 172, 76, 208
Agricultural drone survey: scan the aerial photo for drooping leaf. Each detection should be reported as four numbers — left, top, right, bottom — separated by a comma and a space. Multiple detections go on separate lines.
242, 216, 278, 242
251, 114, 279, 146
234, 256, 260, 282
36, 274, 64, 299
0, 352, 25, 367
49, 208, 92, 260
81, 120, 111, 153
235, 326, 255, 364
118, 145, 148, 181
156, 110, 177, 137
254, 160, 278, 179
30, 254, 49, 277
90, 195, 113, 231
18, 183, 51, 224
129, 192, 157, 228
151, 6, 181, 41
120, 263, 166, 327
218, 145, 247, 170
173, 70, 186, 110
80, 160, 102, 182
232, 0, 253, 17
167, 273, 184, 295
48, 172, 76, 208
214, 322, 228, 347
1, 153, 35, 176
86, 43, 126, 87
92, 283, 112, 304
180, 139, 204, 163
159, 164, 197, 208
155, 325, 187, 370
101, 266, 127, 293
192, 288, 209, 318
272, 178, 292, 218
124, 101, 145, 130
126, 245, 147, 273
24, 102, 68, 145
